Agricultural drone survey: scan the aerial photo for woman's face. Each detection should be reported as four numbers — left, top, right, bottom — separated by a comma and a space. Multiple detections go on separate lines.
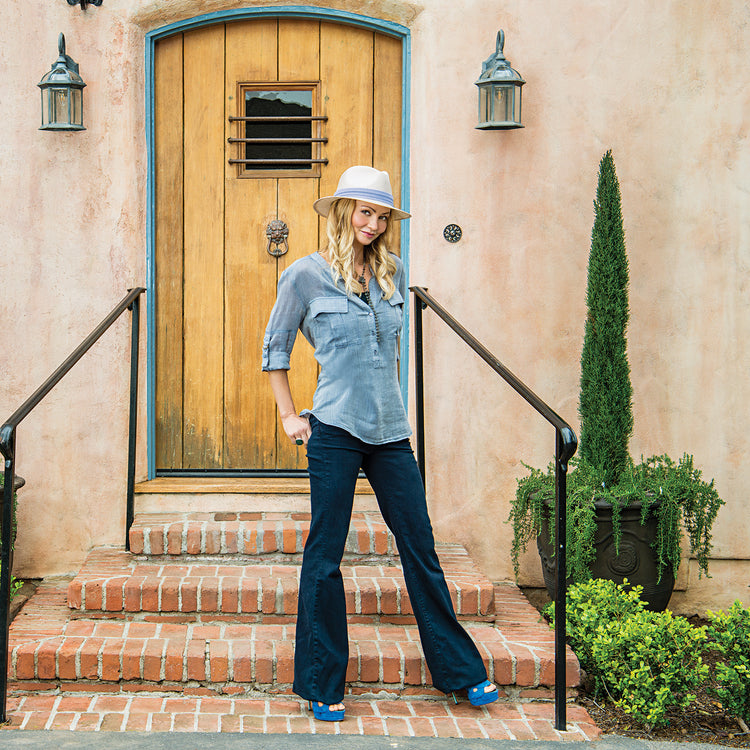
350, 201, 390, 251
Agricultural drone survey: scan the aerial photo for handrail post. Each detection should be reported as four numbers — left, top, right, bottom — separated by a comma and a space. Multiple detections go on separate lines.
554, 427, 568, 730
412, 290, 426, 486
0, 429, 16, 725
408, 286, 577, 732
125, 293, 140, 551
0, 287, 145, 725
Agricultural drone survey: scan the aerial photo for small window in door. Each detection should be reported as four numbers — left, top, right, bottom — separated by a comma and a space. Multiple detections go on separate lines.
229, 83, 328, 178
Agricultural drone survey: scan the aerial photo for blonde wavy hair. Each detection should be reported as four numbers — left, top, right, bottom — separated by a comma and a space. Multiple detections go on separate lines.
322, 198, 398, 299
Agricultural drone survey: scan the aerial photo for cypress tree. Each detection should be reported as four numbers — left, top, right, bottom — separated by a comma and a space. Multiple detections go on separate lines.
578, 150, 633, 486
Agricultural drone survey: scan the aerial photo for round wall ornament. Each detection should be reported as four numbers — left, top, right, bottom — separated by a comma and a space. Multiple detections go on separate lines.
443, 224, 462, 243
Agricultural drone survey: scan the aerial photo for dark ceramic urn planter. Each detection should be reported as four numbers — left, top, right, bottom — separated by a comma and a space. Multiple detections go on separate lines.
537, 496, 676, 612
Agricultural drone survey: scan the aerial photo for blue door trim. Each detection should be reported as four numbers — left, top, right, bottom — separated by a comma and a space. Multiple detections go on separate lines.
145, 7, 411, 477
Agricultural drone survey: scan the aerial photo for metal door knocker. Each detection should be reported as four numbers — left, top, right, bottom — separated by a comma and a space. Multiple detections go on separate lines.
266, 220, 289, 257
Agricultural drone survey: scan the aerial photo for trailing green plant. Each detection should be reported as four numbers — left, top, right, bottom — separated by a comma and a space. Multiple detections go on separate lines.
510, 453, 724, 584
508, 150, 724, 589
0, 471, 19, 551
546, 578, 708, 728
706, 600, 750, 723
0, 562, 22, 600
0, 473, 21, 602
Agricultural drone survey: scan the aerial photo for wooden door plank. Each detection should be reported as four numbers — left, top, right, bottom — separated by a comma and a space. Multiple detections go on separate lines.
278, 18, 319, 80
276, 178, 319, 469
182, 24, 226, 469
320, 23, 374, 199
224, 177, 278, 469
374, 33, 403, 256
224, 19, 279, 469
225, 17, 278, 81
154, 34, 185, 469
276, 19, 322, 470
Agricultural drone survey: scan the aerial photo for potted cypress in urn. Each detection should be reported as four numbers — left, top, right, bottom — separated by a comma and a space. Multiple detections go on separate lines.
508, 150, 724, 611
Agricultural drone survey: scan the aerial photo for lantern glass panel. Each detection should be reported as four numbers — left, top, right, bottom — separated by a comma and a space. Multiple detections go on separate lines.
492, 85, 511, 122
493, 84, 511, 123
53, 88, 70, 125
512, 87, 521, 124
71, 89, 83, 127
478, 86, 490, 125
40, 89, 48, 127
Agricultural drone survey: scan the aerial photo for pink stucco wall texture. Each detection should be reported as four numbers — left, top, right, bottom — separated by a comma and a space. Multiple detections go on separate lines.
1, 0, 747, 613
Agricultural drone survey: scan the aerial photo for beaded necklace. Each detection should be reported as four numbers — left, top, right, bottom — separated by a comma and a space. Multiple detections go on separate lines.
357, 261, 381, 343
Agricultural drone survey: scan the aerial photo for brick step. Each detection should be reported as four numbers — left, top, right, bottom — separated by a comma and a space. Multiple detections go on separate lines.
4, 693, 601, 739
128, 511, 395, 558
8, 581, 581, 695
67, 547, 495, 620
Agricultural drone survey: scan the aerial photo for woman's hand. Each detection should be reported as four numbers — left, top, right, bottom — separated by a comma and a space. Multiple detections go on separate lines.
281, 413, 311, 445
267, 370, 311, 445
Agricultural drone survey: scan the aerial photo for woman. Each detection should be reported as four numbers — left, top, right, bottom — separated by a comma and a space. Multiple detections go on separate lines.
262, 166, 497, 721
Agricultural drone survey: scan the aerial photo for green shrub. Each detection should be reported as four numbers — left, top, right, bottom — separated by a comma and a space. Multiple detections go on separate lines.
707, 600, 750, 722
549, 572, 645, 672
547, 578, 708, 728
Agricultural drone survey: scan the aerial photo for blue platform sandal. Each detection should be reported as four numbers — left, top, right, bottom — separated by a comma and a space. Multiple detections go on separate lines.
467, 680, 499, 706
308, 700, 345, 722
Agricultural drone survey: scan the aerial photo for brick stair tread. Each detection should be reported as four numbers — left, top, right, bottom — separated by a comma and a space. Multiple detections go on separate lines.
67, 547, 494, 618
128, 511, 396, 557
9, 580, 580, 691
4, 692, 600, 739
4, 693, 600, 739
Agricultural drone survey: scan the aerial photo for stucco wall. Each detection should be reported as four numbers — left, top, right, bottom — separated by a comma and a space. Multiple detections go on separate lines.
1, 0, 747, 613
1, 1, 148, 577
408, 0, 750, 613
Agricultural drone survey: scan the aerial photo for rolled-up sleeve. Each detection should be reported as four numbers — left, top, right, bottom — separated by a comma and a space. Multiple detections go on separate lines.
262, 268, 305, 371
397, 259, 406, 301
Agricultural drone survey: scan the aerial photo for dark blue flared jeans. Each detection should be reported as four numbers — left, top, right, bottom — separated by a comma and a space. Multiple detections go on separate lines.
293, 415, 488, 705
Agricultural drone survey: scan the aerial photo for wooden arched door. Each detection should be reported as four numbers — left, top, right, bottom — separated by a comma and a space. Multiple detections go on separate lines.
153, 18, 403, 473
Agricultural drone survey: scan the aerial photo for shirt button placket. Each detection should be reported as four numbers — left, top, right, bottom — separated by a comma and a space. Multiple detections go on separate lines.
369, 316, 379, 364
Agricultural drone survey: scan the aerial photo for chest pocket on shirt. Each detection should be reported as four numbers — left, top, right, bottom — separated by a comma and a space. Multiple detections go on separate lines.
310, 296, 351, 349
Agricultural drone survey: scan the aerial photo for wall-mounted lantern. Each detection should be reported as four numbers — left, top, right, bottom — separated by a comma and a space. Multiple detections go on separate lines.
38, 33, 86, 131
66, 0, 103, 8
475, 30, 524, 130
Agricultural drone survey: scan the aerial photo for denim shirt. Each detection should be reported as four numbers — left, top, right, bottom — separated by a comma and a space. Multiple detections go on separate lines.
262, 251, 411, 445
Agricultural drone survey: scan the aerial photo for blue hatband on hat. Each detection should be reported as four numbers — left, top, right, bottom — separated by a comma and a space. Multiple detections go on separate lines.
333, 187, 395, 209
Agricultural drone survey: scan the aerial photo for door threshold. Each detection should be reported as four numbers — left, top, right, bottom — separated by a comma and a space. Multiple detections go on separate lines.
135, 476, 374, 494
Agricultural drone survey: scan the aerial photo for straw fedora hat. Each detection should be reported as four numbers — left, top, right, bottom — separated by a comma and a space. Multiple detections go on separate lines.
313, 165, 411, 220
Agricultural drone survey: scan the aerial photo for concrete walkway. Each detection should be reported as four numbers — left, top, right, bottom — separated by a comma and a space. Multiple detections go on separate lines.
0, 731, 728, 749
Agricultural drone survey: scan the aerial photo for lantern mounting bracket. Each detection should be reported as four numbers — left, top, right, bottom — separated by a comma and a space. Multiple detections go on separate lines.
66, 0, 103, 8
55, 33, 79, 75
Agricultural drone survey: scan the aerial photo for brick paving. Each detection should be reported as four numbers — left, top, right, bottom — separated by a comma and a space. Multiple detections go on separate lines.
2, 693, 600, 739
2, 511, 598, 739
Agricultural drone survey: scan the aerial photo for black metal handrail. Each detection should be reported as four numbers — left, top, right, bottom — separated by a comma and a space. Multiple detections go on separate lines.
410, 286, 577, 731
0, 286, 145, 724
